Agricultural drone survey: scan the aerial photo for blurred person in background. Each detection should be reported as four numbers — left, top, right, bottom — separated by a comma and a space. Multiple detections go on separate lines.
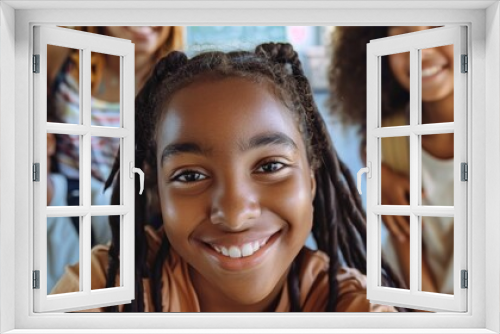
329, 26, 454, 294
46, 26, 183, 291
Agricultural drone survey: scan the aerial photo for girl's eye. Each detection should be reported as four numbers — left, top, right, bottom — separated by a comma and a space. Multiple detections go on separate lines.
256, 161, 286, 173
171, 170, 208, 183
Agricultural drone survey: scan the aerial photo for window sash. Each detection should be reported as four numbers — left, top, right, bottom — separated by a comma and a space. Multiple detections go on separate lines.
32, 25, 135, 313
366, 26, 468, 312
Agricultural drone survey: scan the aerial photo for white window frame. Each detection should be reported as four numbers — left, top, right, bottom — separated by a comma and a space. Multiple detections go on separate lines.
1, 1, 499, 333
32, 25, 136, 313
366, 26, 467, 312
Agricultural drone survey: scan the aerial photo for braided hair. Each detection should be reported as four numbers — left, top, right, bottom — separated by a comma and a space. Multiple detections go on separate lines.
104, 42, 403, 312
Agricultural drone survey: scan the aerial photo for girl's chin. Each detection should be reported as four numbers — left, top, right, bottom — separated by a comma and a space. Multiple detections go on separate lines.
421, 89, 453, 102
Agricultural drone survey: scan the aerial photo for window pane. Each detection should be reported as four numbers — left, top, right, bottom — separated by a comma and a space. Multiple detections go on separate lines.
91, 215, 120, 290
381, 215, 409, 290
420, 134, 454, 206
381, 52, 410, 127
420, 45, 454, 124
48, 217, 80, 294
48, 134, 80, 206
91, 136, 120, 206
48, 45, 81, 125
381, 136, 410, 205
420, 216, 454, 294
90, 52, 121, 128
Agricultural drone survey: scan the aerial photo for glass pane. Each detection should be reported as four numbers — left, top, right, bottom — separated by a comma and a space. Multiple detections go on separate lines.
48, 134, 80, 206
381, 52, 410, 127
47, 45, 80, 125
420, 45, 454, 124
420, 216, 454, 294
90, 52, 121, 128
91, 215, 120, 290
420, 134, 454, 206
380, 136, 410, 205
381, 215, 410, 290
91, 136, 120, 206
47, 217, 80, 294
90, 215, 113, 247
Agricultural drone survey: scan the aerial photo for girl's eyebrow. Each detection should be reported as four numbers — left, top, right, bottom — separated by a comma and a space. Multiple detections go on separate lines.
240, 132, 298, 152
161, 142, 211, 166
160, 132, 298, 166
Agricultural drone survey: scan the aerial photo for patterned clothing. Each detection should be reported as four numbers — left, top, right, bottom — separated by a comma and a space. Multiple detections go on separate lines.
54, 72, 120, 183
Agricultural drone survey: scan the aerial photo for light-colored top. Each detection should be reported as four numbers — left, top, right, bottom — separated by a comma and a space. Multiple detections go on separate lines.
52, 226, 397, 312
421, 149, 454, 294
380, 113, 454, 294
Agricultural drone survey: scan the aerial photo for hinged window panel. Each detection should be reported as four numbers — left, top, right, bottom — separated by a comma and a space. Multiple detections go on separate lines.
32, 25, 135, 313
366, 26, 467, 312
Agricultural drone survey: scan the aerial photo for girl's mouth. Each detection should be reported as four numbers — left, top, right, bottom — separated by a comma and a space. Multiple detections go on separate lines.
198, 231, 281, 272
209, 236, 271, 258
421, 65, 446, 79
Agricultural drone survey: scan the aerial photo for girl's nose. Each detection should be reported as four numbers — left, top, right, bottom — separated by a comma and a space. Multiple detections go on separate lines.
209, 179, 261, 230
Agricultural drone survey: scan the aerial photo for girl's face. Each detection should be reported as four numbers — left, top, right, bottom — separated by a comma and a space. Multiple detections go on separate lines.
104, 26, 171, 56
387, 26, 454, 102
156, 77, 316, 310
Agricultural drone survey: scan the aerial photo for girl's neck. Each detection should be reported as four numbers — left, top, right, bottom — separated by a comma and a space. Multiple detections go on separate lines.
189, 266, 287, 312
134, 54, 155, 93
106, 52, 155, 94
421, 92, 454, 124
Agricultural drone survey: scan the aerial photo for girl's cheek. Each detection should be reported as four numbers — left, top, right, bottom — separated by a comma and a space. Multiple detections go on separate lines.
264, 172, 315, 227
389, 54, 410, 90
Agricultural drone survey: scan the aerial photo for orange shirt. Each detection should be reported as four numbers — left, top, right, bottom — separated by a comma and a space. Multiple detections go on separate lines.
52, 226, 396, 312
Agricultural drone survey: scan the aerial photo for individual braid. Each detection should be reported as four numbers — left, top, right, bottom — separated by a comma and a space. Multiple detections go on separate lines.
103, 170, 121, 312
151, 233, 170, 311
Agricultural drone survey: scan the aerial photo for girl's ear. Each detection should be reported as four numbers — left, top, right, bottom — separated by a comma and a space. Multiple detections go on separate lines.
310, 170, 317, 200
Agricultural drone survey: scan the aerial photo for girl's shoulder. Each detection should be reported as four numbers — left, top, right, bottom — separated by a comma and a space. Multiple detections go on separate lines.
299, 248, 397, 312
49, 243, 113, 312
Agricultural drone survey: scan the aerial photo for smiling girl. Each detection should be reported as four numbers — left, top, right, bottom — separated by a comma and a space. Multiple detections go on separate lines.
329, 26, 455, 294
53, 43, 401, 312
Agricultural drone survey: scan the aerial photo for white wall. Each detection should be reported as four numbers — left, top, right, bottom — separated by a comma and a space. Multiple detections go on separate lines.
486, 2, 500, 333
0, 2, 16, 333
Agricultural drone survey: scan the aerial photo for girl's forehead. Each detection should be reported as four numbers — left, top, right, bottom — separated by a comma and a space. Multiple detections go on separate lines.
157, 77, 301, 148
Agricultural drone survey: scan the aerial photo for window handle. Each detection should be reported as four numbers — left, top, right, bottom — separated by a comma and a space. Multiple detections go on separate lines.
129, 162, 144, 195
357, 162, 372, 195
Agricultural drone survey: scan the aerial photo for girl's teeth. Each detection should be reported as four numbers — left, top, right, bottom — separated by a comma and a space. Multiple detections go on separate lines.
241, 243, 254, 257
422, 66, 442, 77
252, 241, 260, 252
212, 238, 271, 258
229, 246, 242, 258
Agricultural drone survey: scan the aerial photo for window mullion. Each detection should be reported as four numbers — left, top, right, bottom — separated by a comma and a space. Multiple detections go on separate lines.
81, 47, 92, 294
409, 48, 419, 295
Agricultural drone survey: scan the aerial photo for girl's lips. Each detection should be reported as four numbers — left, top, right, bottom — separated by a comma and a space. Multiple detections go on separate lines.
198, 231, 281, 272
